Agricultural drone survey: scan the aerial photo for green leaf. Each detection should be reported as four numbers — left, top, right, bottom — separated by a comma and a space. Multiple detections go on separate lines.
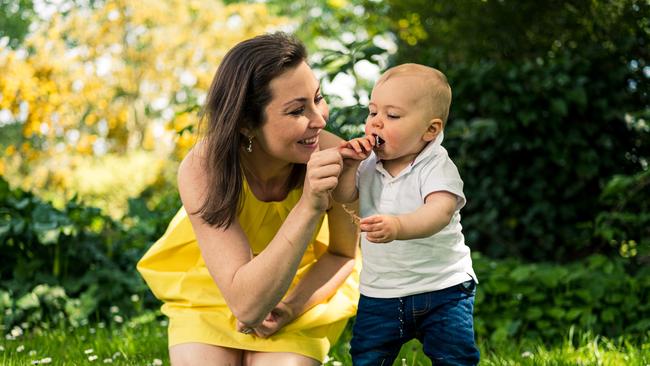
601, 308, 617, 323
537, 267, 568, 288
490, 281, 511, 294
548, 307, 566, 320
0, 220, 10, 238
525, 307, 543, 320
33, 222, 60, 245
13, 197, 30, 210
510, 266, 533, 282
566, 308, 583, 320
16, 292, 40, 310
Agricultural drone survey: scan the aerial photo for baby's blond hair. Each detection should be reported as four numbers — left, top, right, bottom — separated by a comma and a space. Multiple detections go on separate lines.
376, 63, 452, 125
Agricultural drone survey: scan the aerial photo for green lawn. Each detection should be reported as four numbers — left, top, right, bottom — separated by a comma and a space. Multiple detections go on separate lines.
2, 312, 648, 365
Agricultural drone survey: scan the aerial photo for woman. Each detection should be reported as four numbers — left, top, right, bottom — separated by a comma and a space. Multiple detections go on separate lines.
137, 32, 360, 365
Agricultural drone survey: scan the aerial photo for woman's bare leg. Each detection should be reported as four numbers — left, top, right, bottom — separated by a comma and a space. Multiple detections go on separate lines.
244, 351, 320, 366
170, 343, 243, 366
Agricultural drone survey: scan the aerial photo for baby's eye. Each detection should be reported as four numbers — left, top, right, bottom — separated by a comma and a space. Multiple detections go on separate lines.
387, 114, 400, 119
368, 112, 377, 117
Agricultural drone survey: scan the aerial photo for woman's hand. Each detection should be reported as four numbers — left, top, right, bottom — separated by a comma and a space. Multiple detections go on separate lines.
236, 320, 255, 335
253, 301, 295, 338
302, 147, 343, 212
236, 301, 295, 338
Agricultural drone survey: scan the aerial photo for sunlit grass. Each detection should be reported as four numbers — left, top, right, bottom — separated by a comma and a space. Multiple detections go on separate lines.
3, 150, 174, 218
2, 313, 649, 366
1, 312, 167, 366
325, 324, 650, 366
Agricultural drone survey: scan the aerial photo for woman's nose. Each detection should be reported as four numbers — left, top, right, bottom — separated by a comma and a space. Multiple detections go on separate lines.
309, 110, 327, 129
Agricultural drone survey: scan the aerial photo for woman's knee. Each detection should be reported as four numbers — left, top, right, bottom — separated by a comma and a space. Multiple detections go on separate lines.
244, 351, 320, 366
169, 342, 242, 366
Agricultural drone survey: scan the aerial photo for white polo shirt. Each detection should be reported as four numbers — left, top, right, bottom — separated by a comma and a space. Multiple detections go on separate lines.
356, 133, 477, 298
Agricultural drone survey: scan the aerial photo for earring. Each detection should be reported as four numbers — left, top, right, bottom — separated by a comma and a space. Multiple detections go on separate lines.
246, 136, 253, 153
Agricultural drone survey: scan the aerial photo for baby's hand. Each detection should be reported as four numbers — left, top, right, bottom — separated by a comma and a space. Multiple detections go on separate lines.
360, 214, 401, 243
339, 135, 376, 164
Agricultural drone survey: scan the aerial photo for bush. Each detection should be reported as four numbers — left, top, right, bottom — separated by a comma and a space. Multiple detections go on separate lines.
3, 173, 648, 344
473, 253, 650, 343
0, 175, 179, 332
595, 168, 650, 260
376, 0, 650, 262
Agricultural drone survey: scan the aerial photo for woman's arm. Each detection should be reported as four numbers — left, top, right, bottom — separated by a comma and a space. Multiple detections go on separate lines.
252, 199, 358, 338
282, 199, 358, 315
179, 145, 342, 326
318, 129, 343, 149
245, 130, 359, 337
333, 136, 375, 203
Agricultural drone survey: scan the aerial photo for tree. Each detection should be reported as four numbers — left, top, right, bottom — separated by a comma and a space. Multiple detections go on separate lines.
0, 0, 35, 49
0, 0, 286, 203
258, 0, 650, 261
384, 0, 650, 261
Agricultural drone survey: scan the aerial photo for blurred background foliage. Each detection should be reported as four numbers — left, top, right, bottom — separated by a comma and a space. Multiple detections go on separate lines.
0, 0, 287, 213
1, 0, 648, 344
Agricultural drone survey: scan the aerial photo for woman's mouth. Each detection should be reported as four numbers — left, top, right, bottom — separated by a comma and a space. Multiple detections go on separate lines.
298, 136, 318, 145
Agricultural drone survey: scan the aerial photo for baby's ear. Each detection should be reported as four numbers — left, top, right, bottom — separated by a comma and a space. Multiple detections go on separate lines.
423, 118, 443, 142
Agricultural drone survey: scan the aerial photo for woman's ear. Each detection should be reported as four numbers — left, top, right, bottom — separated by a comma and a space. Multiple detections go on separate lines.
240, 127, 252, 138
423, 118, 443, 142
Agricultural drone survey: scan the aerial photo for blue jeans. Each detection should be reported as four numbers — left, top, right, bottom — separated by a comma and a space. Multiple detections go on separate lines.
351, 280, 480, 366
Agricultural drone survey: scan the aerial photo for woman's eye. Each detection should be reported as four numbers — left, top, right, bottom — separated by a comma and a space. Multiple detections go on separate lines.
315, 95, 324, 103
387, 114, 400, 119
368, 112, 377, 117
289, 107, 305, 116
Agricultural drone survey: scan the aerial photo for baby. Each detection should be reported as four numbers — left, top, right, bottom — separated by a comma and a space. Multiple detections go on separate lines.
334, 63, 480, 365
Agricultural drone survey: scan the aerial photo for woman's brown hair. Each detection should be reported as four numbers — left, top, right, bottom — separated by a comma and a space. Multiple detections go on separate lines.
196, 32, 307, 229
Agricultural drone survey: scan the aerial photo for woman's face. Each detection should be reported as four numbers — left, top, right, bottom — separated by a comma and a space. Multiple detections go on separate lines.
250, 61, 328, 165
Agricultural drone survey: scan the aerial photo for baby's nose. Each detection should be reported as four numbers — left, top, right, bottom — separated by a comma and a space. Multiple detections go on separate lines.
370, 116, 383, 128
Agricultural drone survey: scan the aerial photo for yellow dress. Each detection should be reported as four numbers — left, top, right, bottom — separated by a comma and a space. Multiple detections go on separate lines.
137, 180, 360, 362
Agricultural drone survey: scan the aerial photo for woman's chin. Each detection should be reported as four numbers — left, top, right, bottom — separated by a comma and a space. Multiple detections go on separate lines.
297, 141, 319, 151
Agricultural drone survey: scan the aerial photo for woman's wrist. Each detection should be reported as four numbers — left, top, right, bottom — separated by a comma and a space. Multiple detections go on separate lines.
278, 300, 298, 322
297, 193, 329, 215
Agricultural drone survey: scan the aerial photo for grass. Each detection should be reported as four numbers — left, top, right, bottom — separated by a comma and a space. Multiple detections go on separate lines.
1, 312, 168, 366
2, 312, 649, 365
327, 323, 650, 366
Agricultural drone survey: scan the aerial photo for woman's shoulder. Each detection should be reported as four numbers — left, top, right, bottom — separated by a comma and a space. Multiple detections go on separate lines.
178, 142, 210, 213
179, 142, 207, 180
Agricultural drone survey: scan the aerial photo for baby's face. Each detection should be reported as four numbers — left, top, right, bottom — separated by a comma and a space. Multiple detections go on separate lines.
365, 75, 434, 163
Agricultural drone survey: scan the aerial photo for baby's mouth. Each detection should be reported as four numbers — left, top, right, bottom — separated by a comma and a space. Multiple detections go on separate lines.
373, 134, 385, 148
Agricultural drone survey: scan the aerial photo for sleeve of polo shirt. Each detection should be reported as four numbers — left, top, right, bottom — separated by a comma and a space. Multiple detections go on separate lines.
419, 156, 466, 211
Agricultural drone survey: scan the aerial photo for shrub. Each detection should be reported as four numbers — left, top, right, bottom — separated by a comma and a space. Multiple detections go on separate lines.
473, 253, 650, 343
0, 175, 179, 332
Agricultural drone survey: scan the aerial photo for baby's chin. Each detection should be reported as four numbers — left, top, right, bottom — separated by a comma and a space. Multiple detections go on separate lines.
374, 149, 391, 160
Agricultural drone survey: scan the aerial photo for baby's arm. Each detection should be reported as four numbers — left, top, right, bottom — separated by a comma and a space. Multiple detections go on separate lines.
360, 191, 457, 243
332, 136, 375, 203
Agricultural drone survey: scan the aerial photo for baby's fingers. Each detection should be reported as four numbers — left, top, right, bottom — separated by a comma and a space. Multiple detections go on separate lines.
360, 215, 383, 225
358, 137, 374, 153
366, 231, 390, 243
348, 139, 366, 154
360, 221, 383, 233
340, 146, 367, 161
